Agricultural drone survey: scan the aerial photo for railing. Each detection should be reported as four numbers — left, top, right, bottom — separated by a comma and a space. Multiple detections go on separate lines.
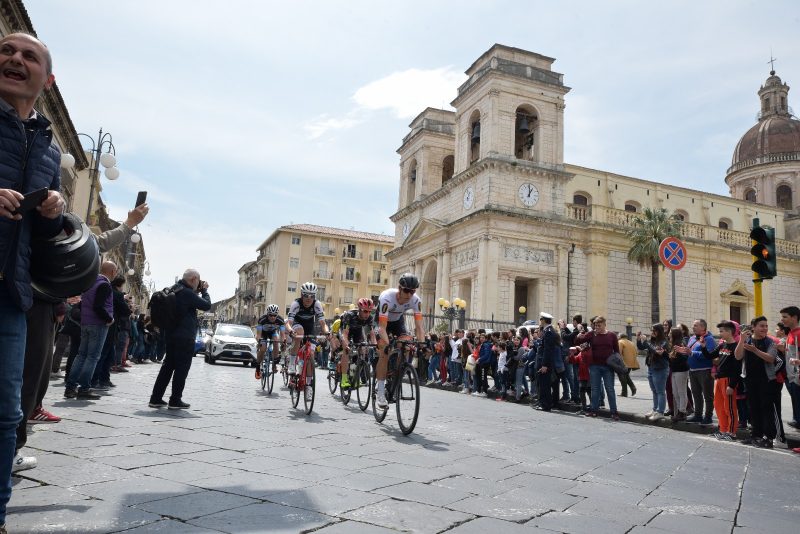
341, 273, 359, 282
727, 150, 800, 174
405, 313, 518, 334
342, 249, 362, 259
370, 254, 388, 263
339, 297, 354, 306
565, 204, 799, 257
315, 247, 336, 256
368, 277, 388, 285
313, 271, 334, 280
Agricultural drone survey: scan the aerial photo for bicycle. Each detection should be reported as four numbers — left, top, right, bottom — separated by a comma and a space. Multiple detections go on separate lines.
341, 342, 375, 411
327, 348, 340, 395
260, 340, 285, 394
372, 339, 422, 435
288, 334, 323, 415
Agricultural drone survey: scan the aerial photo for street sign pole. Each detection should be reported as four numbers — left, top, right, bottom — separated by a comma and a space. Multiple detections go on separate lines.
672, 270, 677, 327
659, 237, 687, 327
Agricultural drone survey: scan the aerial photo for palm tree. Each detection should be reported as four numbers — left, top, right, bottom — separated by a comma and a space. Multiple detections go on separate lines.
626, 207, 683, 324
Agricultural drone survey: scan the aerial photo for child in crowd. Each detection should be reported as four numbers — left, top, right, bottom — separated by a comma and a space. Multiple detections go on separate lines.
568, 344, 591, 414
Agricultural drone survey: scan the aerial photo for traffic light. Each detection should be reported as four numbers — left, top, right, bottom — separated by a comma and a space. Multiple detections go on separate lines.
750, 222, 777, 280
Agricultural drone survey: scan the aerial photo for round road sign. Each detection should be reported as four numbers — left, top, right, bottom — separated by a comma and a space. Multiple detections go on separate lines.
659, 237, 687, 271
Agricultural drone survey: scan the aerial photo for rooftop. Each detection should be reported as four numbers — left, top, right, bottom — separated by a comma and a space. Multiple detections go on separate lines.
279, 224, 394, 244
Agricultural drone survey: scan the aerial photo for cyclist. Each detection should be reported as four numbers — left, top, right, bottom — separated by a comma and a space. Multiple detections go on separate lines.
328, 314, 343, 365
376, 274, 425, 409
340, 298, 378, 388
254, 304, 285, 380
285, 282, 329, 393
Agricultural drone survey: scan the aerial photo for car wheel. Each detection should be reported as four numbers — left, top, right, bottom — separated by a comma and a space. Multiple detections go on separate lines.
208, 357, 216, 365
204, 354, 208, 363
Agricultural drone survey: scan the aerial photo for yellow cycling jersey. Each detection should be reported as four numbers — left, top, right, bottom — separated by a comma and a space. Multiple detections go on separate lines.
331, 319, 342, 334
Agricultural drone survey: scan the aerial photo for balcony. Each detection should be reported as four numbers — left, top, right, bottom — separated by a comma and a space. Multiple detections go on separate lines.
313, 270, 334, 280
315, 247, 336, 257
339, 297, 354, 306
342, 249, 362, 260
369, 254, 388, 264
368, 277, 388, 286
565, 204, 800, 257
341, 273, 360, 284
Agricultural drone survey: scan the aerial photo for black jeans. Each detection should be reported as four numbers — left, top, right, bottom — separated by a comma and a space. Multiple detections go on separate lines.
151, 337, 195, 403
17, 300, 57, 452
537, 369, 553, 410
746, 377, 778, 440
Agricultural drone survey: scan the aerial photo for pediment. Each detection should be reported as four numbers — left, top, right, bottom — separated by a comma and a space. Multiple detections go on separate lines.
402, 218, 446, 247
721, 279, 753, 299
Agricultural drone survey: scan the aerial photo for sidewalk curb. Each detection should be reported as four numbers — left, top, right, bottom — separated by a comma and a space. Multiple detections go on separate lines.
423, 382, 800, 450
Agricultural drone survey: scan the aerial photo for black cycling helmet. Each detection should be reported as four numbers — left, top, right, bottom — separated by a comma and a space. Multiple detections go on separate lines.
398, 273, 419, 290
30, 213, 100, 298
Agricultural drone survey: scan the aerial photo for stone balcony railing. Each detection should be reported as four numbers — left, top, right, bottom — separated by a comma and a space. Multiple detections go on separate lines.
726, 151, 800, 174
566, 204, 800, 257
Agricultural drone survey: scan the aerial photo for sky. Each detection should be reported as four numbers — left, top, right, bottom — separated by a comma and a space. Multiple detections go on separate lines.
25, 0, 800, 301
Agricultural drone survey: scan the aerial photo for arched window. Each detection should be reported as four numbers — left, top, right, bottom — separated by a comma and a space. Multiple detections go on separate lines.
469, 110, 481, 164
744, 189, 757, 202
573, 194, 589, 206
441, 155, 454, 184
718, 219, 731, 230
514, 105, 537, 161
624, 203, 638, 213
776, 184, 793, 209
674, 210, 688, 222
406, 159, 417, 206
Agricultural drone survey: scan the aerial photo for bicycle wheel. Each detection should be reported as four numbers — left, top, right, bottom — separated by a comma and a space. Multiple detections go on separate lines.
282, 359, 289, 387
266, 360, 275, 394
341, 377, 351, 405
396, 364, 421, 435
372, 372, 388, 423
356, 360, 370, 412
290, 379, 300, 408
328, 370, 339, 394
260, 359, 268, 390
304, 365, 316, 415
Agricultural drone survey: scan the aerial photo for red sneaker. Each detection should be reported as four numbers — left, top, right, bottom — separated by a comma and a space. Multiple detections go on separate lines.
29, 407, 61, 424
255, 368, 262, 380
792, 447, 800, 454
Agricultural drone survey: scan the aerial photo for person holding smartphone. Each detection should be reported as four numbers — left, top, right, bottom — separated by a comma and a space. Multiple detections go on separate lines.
735, 317, 780, 448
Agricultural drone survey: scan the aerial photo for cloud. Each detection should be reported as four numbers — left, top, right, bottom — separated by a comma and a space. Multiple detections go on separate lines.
304, 112, 364, 140
353, 67, 467, 119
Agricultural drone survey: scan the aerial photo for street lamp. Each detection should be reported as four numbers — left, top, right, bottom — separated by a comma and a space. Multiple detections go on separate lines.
334, 307, 341, 315
60, 128, 120, 222
625, 317, 634, 339
518, 306, 527, 324
438, 297, 467, 331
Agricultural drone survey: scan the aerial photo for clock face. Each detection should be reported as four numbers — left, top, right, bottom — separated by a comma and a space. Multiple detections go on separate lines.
463, 187, 474, 209
518, 183, 539, 207
402, 222, 410, 237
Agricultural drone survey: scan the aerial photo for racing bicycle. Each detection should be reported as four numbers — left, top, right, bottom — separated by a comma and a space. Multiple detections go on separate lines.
372, 339, 422, 435
341, 342, 375, 411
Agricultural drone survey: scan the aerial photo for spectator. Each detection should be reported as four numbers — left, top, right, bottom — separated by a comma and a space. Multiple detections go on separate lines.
448, 329, 464, 388
638, 323, 669, 420
701, 321, 741, 441
149, 269, 211, 409
536, 313, 559, 411
472, 333, 492, 396
577, 316, 619, 420
680, 319, 716, 425
568, 344, 592, 413
617, 333, 638, 397
779, 306, 799, 438
668, 327, 690, 422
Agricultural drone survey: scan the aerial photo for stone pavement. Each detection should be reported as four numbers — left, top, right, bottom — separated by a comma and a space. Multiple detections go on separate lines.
9, 357, 799, 533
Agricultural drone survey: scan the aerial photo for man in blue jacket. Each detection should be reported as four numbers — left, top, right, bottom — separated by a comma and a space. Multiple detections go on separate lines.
149, 269, 211, 409
0, 32, 66, 532
678, 319, 717, 424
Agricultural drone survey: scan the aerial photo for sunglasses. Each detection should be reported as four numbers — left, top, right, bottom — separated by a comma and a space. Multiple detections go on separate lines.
267, 314, 277, 318
301, 293, 314, 298
401, 288, 416, 294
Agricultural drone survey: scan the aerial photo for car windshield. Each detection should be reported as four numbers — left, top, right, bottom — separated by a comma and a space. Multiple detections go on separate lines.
215, 325, 254, 338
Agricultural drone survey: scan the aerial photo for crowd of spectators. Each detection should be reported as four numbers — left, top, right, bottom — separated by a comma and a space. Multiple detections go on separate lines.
418, 307, 800, 453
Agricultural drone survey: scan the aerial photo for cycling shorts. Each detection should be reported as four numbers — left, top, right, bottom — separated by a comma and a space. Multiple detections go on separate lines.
384, 319, 408, 338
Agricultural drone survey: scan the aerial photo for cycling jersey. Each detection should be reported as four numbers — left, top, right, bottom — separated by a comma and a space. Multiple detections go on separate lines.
341, 309, 375, 343
331, 318, 342, 335
378, 288, 422, 324
256, 314, 285, 340
287, 297, 325, 334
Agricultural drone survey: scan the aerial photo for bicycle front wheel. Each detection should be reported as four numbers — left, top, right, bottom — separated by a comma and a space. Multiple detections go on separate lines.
328, 371, 338, 394
356, 361, 370, 411
372, 372, 387, 423
260, 360, 268, 391
396, 364, 421, 435
290, 380, 300, 408
304, 369, 316, 415
266, 362, 275, 394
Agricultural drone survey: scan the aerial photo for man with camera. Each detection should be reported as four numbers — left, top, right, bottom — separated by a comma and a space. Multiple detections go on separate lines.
149, 269, 211, 409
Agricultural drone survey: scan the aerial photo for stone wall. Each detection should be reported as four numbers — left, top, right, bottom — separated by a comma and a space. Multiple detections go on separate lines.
662, 261, 706, 325
606, 251, 653, 333
568, 248, 587, 320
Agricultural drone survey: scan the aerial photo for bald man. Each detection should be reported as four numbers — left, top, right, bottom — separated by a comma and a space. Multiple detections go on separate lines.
64, 261, 118, 400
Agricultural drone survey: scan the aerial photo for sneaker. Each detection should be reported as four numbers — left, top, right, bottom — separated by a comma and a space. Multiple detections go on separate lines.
255, 368, 262, 380
740, 437, 759, 446
29, 407, 60, 424
50, 372, 64, 379
341, 375, 351, 389
472, 391, 480, 396
100, 381, 116, 388
63, 388, 77, 399
425, 380, 435, 386
11, 453, 37, 473
92, 384, 110, 391
76, 390, 101, 400
648, 412, 663, 421
631, 388, 637, 396
612, 414, 620, 421
754, 438, 773, 449
701, 416, 713, 426
117, 366, 129, 373
792, 447, 800, 454
685, 415, 702, 423
664, 410, 673, 417
149, 399, 168, 408
168, 400, 190, 409
442, 381, 452, 387
643, 410, 655, 417
717, 433, 734, 442
376, 391, 388, 409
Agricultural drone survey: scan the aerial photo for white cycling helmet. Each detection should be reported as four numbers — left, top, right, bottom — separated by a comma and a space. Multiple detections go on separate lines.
267, 304, 280, 314
300, 282, 317, 296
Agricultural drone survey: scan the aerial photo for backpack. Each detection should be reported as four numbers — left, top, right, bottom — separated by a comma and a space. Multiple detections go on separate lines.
148, 285, 184, 331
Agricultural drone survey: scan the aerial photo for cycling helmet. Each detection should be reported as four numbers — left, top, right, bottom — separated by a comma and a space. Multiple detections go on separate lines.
300, 281, 317, 295
398, 273, 419, 290
357, 297, 374, 311
267, 304, 280, 314
30, 213, 100, 298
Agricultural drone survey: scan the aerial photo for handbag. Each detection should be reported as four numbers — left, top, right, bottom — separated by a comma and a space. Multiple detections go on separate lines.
465, 354, 476, 372
606, 351, 628, 375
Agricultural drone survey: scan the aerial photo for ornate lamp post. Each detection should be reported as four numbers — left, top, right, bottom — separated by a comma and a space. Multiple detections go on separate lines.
518, 306, 527, 324
437, 297, 467, 332
60, 128, 120, 222
625, 317, 634, 339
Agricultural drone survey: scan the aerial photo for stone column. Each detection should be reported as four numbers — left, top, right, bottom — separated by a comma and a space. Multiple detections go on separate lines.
703, 265, 721, 323
556, 245, 570, 320
435, 251, 444, 303
441, 249, 451, 300
476, 236, 500, 318
584, 248, 609, 318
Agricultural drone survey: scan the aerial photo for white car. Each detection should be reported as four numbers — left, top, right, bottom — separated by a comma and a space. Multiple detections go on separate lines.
205, 323, 258, 367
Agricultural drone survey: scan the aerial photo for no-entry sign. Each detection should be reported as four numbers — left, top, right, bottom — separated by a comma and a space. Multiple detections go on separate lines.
659, 237, 687, 271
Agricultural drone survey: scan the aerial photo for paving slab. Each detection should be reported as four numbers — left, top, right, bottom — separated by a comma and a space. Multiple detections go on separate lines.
266, 484, 387, 516
188, 501, 333, 533
7, 500, 160, 534
343, 498, 474, 533
135, 489, 258, 520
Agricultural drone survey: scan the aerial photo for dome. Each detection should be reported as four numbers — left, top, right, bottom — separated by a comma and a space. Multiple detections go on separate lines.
731, 116, 800, 167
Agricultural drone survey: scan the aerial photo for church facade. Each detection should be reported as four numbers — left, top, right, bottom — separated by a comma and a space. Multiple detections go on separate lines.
386, 44, 800, 331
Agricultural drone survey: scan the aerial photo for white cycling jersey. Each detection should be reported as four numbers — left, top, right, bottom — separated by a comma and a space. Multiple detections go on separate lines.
378, 288, 422, 324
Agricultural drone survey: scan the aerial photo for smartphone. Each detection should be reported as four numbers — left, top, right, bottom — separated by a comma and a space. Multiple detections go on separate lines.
10, 187, 48, 216
135, 191, 147, 208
